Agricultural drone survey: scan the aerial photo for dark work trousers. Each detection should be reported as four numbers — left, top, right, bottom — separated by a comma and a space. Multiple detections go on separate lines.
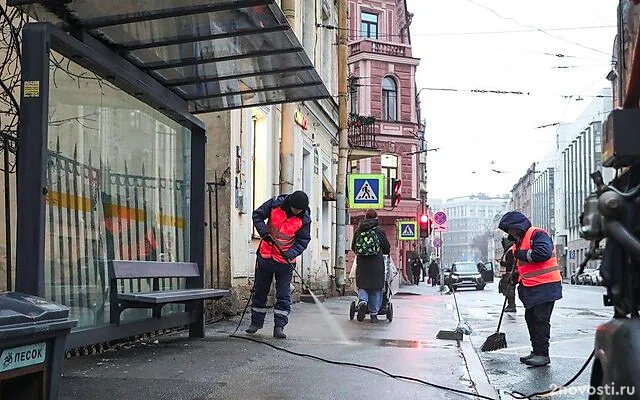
524, 301, 555, 356
413, 270, 421, 285
250, 256, 294, 329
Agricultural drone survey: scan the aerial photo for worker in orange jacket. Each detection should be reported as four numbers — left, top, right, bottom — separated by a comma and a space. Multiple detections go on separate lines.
499, 211, 562, 367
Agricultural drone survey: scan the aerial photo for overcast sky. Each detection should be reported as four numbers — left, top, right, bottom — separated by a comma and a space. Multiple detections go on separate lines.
408, 0, 618, 200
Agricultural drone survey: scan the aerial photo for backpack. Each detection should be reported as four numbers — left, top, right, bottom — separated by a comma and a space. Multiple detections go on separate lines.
354, 228, 381, 256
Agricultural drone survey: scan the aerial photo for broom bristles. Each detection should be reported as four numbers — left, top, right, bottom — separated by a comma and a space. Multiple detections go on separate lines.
481, 332, 507, 352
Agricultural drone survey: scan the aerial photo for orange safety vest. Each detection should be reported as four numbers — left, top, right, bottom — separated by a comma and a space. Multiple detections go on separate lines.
259, 207, 303, 264
512, 227, 561, 287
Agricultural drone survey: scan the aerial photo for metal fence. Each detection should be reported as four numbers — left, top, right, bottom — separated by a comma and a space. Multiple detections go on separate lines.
0, 131, 17, 293
43, 138, 189, 326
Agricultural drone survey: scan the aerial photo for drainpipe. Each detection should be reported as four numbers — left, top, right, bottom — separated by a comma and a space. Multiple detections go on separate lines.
280, 0, 296, 194
335, 0, 348, 291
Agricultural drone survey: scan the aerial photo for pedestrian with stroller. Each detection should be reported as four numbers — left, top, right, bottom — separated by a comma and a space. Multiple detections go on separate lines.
411, 258, 423, 285
351, 209, 391, 323
428, 260, 440, 286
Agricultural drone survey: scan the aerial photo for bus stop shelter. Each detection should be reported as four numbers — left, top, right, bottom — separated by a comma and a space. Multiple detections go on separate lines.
9, 0, 330, 349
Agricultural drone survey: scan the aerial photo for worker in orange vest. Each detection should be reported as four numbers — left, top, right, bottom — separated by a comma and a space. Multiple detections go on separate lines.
245, 191, 311, 339
498, 211, 562, 367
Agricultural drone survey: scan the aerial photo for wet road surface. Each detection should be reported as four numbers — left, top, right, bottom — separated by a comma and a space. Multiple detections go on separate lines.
60, 284, 497, 400
454, 282, 610, 399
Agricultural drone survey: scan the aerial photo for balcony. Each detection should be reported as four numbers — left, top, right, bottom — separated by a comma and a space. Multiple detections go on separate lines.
348, 115, 380, 161
349, 39, 411, 58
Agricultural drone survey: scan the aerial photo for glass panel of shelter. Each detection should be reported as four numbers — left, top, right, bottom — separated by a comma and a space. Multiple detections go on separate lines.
46, 50, 192, 328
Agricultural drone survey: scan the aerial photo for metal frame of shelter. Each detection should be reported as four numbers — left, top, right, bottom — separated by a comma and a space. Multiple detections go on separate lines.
10, 0, 330, 349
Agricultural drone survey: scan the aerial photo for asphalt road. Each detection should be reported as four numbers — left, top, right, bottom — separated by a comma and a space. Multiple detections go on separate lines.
453, 281, 610, 399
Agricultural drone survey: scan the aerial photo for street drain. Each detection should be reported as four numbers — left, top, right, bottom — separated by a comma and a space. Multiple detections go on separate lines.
394, 292, 421, 296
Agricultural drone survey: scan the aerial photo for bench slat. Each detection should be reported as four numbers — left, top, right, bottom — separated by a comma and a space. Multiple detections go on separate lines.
109, 260, 200, 279
117, 289, 230, 304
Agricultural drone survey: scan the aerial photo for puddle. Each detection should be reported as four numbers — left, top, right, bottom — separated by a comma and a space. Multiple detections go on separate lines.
394, 292, 422, 296
351, 337, 455, 349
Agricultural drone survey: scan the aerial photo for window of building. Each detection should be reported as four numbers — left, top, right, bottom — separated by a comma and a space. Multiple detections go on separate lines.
350, 160, 359, 173
381, 154, 398, 196
361, 12, 378, 39
382, 77, 398, 121
350, 84, 358, 114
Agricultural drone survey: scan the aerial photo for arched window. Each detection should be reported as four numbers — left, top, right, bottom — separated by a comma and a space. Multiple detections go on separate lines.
382, 77, 397, 121
381, 154, 398, 196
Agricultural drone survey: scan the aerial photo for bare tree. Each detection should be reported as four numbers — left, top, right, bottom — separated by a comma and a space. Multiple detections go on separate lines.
471, 231, 492, 261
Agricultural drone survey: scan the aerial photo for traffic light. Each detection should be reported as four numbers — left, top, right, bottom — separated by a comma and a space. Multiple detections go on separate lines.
391, 179, 402, 208
419, 213, 430, 238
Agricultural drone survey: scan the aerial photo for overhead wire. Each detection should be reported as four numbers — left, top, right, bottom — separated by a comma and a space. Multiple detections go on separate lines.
461, 0, 611, 56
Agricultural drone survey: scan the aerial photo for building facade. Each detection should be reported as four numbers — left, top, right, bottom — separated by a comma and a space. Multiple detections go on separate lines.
510, 163, 536, 217
531, 167, 555, 235
554, 88, 614, 276
205, 1, 340, 301
438, 194, 510, 268
346, 0, 422, 280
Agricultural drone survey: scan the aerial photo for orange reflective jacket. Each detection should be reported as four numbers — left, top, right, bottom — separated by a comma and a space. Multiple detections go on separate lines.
513, 227, 561, 287
259, 207, 303, 264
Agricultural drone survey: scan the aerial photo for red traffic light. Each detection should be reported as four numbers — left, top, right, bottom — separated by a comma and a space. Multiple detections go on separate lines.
419, 214, 430, 238
391, 179, 402, 208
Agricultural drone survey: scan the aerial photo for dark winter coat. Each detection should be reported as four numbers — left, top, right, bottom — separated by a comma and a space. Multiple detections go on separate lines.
351, 218, 390, 290
428, 262, 440, 279
498, 211, 562, 309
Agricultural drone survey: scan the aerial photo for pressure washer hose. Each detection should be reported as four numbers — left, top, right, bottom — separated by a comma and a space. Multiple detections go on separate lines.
226, 240, 592, 400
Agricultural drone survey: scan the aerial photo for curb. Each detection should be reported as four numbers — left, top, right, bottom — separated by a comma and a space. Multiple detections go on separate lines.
460, 339, 501, 399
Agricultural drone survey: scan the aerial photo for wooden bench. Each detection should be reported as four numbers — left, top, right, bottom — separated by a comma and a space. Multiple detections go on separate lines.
108, 260, 229, 338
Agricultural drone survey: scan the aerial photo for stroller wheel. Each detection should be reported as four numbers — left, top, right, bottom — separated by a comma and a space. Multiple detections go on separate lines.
387, 303, 393, 322
349, 301, 356, 320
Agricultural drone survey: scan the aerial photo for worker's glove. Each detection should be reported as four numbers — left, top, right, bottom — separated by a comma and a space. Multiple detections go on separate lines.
262, 233, 275, 244
509, 271, 519, 285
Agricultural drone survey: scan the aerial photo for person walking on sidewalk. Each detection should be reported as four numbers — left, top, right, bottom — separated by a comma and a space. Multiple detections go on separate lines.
351, 209, 391, 323
245, 191, 312, 339
411, 258, 423, 285
428, 260, 440, 286
498, 211, 562, 367
498, 236, 517, 313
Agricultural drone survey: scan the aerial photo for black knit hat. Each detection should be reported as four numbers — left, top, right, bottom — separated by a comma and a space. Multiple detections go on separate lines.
287, 191, 309, 210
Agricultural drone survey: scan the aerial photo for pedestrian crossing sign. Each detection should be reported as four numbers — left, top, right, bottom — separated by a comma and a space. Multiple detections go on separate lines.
398, 221, 418, 241
348, 174, 384, 209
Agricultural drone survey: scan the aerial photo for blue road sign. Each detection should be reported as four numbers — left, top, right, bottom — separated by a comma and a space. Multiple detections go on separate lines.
349, 174, 384, 209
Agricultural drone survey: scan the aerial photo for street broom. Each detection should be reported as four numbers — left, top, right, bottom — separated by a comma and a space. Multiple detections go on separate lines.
481, 296, 508, 352
436, 287, 471, 341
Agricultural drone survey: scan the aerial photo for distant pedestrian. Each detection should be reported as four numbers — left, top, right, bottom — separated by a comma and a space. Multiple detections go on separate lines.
246, 191, 312, 339
351, 209, 391, 323
498, 211, 562, 367
428, 260, 440, 286
421, 256, 427, 282
411, 258, 423, 285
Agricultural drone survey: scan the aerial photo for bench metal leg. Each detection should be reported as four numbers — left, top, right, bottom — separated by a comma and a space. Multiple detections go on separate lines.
187, 300, 205, 338
152, 305, 162, 319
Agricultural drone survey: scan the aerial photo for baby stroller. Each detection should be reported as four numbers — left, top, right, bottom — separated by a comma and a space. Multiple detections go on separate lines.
349, 256, 398, 322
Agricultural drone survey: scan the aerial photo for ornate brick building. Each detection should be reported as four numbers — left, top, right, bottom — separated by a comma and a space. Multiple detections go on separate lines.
346, 0, 422, 279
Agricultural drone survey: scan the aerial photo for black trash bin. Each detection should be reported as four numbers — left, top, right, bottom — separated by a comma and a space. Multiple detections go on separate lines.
0, 292, 77, 400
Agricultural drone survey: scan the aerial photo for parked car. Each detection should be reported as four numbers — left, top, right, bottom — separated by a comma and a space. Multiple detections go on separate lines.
585, 265, 602, 286
570, 271, 580, 284
577, 268, 595, 285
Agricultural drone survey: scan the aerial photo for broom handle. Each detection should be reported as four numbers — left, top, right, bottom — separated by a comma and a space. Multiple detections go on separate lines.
496, 295, 509, 332
452, 288, 461, 323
